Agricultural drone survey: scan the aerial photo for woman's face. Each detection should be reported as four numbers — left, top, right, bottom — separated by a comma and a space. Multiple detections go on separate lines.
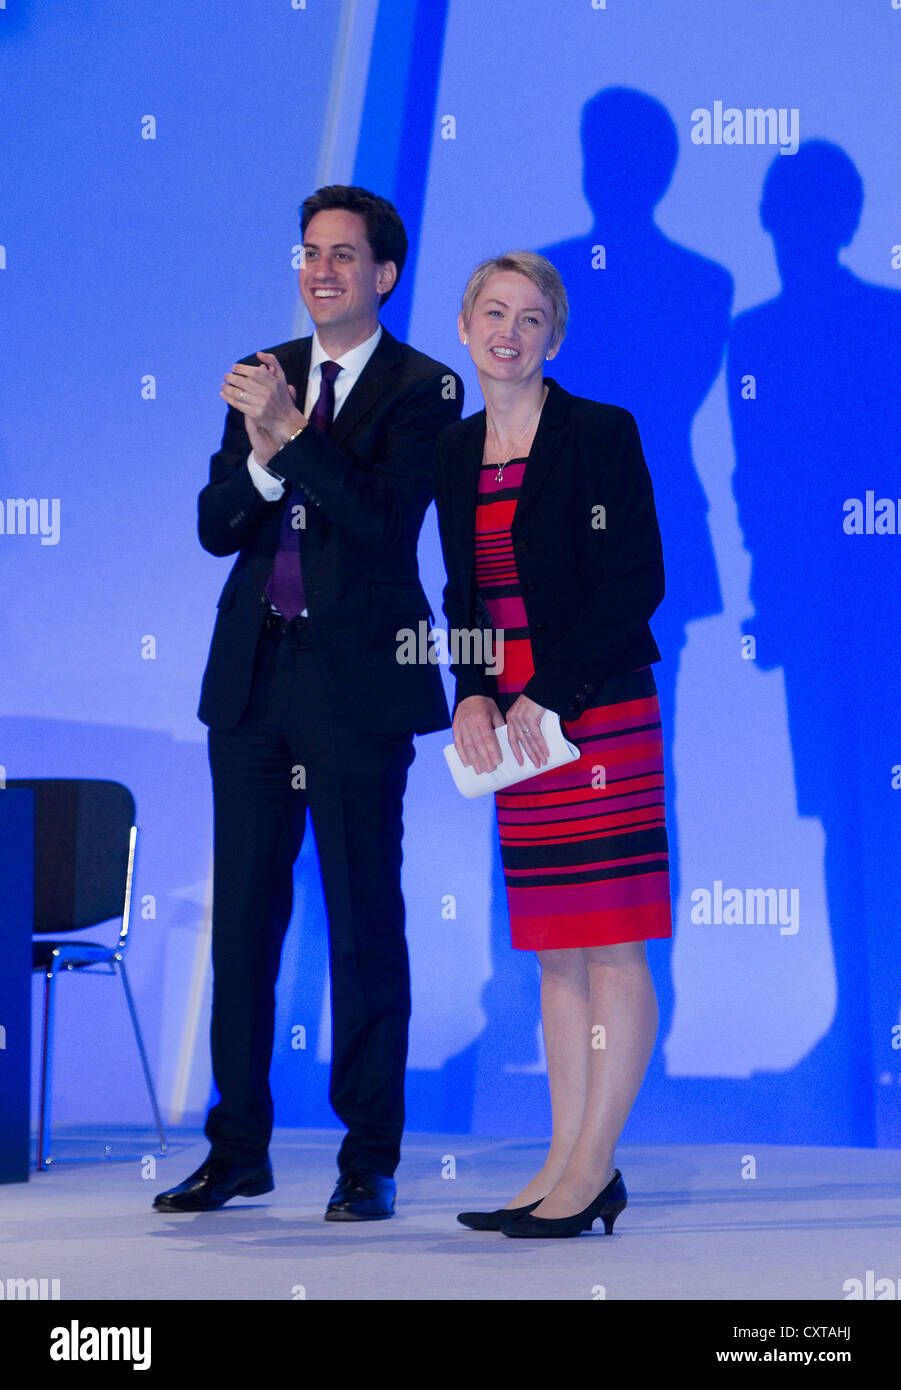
459, 271, 558, 385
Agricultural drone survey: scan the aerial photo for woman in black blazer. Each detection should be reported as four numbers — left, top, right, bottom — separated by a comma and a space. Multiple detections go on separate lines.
434, 251, 672, 1238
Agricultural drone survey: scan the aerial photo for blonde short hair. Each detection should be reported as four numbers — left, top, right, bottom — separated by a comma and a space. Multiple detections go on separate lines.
460, 251, 568, 349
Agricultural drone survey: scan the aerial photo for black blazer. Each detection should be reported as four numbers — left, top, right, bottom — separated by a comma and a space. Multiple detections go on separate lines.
197, 326, 463, 734
433, 378, 664, 723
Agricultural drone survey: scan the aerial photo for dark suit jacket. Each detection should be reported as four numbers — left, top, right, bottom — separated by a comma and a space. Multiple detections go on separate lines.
197, 326, 463, 734
433, 378, 664, 723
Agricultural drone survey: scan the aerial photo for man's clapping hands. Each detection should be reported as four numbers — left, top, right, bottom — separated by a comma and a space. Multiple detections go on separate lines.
221, 351, 306, 466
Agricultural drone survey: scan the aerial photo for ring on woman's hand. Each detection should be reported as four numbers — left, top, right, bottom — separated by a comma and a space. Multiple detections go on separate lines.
239, 389, 246, 400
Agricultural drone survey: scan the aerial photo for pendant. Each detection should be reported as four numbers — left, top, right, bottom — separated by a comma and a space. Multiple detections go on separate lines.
495, 465, 505, 483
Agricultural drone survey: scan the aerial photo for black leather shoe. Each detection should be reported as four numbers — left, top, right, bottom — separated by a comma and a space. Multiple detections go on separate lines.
457, 1199, 542, 1231
324, 1169, 396, 1221
152, 1153, 273, 1212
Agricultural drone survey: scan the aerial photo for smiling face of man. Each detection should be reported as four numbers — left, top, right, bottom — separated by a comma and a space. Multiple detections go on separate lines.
299, 208, 397, 355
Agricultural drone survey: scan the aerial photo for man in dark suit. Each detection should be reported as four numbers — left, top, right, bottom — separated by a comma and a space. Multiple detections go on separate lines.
154, 186, 462, 1218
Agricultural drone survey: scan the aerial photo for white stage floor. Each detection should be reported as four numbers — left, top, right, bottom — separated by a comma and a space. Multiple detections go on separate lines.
1, 1129, 899, 1301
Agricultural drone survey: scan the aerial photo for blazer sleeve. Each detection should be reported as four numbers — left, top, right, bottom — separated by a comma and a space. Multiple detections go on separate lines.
267, 370, 463, 554
197, 396, 286, 557
434, 429, 493, 711
522, 409, 665, 714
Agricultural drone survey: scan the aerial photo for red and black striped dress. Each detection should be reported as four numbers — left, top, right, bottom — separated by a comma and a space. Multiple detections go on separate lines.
475, 456, 672, 950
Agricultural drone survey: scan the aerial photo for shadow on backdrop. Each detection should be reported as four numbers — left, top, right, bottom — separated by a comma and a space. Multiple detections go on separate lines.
728, 140, 901, 1145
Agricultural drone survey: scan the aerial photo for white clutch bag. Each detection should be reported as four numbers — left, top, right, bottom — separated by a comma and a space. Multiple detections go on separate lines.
443, 710, 581, 799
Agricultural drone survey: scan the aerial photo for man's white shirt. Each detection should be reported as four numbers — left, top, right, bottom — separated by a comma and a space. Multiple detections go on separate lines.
245, 324, 383, 500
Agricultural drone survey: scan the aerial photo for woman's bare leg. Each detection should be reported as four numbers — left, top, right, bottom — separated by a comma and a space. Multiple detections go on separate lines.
504, 947, 590, 1208
528, 939, 658, 1218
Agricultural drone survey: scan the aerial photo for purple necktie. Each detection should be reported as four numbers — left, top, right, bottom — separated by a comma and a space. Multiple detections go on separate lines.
265, 360, 341, 620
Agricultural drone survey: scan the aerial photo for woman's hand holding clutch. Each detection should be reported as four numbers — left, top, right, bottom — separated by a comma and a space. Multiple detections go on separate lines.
504, 693, 550, 768
452, 692, 551, 773
444, 704, 579, 798
453, 696, 506, 773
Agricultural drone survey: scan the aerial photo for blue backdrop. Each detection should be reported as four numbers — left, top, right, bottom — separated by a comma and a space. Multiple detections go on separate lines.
1, 0, 898, 1153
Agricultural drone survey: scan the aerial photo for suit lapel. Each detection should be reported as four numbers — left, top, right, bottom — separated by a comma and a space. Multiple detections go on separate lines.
512, 378, 569, 519
329, 327, 404, 449
455, 411, 486, 607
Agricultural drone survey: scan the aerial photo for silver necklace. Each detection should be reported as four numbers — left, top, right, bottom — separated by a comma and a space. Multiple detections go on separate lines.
486, 388, 548, 482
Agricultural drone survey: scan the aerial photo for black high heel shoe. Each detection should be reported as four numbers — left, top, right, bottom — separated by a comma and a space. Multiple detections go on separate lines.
501, 1170, 627, 1238
457, 1199, 542, 1231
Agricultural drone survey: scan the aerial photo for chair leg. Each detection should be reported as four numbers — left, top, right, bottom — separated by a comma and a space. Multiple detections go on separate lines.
36, 964, 59, 1171
115, 955, 167, 1152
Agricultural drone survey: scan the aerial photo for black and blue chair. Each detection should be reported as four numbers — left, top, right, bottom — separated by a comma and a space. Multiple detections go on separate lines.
6, 778, 167, 1170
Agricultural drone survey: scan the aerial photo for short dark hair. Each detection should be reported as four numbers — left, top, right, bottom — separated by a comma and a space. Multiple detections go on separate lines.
299, 185, 408, 304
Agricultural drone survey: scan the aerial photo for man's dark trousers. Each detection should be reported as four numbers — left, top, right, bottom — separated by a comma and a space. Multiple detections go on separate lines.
204, 615, 415, 1177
